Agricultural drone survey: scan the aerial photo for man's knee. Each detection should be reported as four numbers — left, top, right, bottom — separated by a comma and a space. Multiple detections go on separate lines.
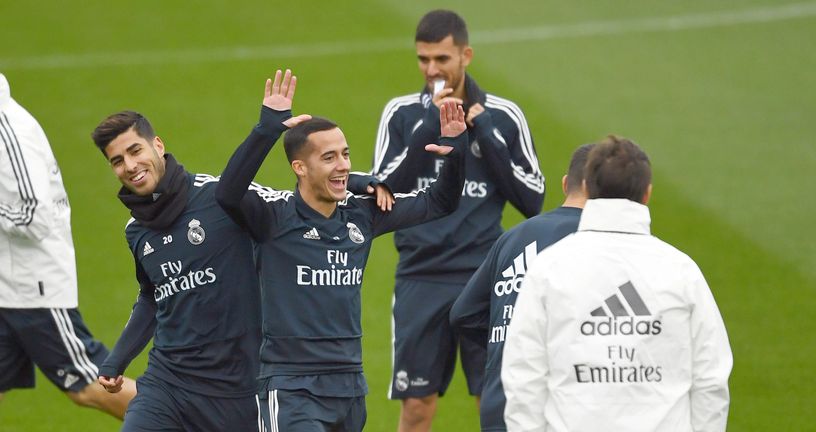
66, 383, 104, 408
401, 395, 438, 422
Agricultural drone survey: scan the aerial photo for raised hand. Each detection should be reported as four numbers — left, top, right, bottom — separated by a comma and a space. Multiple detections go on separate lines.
465, 103, 485, 127
263, 69, 311, 128
425, 100, 465, 156
264, 69, 296, 111
440, 100, 466, 138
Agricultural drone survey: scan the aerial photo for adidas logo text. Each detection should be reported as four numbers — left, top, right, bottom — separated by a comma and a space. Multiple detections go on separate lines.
494, 241, 537, 297
580, 281, 662, 336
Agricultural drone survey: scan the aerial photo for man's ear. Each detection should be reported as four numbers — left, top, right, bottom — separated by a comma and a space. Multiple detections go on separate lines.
581, 179, 589, 197
561, 175, 568, 196
153, 136, 166, 157
291, 160, 306, 177
642, 184, 653, 204
462, 46, 473, 67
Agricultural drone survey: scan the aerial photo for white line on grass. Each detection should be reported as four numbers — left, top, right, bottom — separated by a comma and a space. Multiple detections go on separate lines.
2, 2, 815, 70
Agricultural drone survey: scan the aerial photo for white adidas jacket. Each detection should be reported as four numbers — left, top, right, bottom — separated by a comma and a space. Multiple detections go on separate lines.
0, 73, 78, 308
502, 199, 732, 432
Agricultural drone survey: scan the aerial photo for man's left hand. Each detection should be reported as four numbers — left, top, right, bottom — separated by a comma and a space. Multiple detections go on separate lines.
466, 103, 484, 127
366, 184, 395, 212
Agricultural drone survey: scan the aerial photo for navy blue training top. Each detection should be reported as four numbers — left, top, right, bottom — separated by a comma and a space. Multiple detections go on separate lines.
99, 174, 261, 398
215, 106, 467, 397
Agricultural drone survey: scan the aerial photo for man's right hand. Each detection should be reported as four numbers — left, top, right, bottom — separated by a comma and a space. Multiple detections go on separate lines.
431, 88, 463, 109
98, 375, 124, 393
425, 101, 465, 156
440, 100, 466, 138
263, 69, 311, 128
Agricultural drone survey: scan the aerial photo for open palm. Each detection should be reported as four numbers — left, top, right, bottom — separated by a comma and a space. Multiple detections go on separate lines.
262, 69, 311, 128
440, 101, 466, 138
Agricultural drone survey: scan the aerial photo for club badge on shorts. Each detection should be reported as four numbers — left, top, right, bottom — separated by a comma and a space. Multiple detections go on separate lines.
187, 219, 206, 245
395, 370, 410, 392
347, 222, 364, 244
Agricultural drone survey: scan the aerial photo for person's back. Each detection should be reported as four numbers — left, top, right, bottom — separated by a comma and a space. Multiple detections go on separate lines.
450, 143, 593, 432
527, 200, 729, 431
502, 137, 732, 432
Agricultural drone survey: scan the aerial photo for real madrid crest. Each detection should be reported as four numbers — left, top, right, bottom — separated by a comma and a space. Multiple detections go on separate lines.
347, 222, 365, 244
470, 140, 482, 158
187, 219, 206, 245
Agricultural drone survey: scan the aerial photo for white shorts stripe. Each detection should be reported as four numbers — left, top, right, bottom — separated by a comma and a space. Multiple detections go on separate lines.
273, 390, 280, 432
255, 394, 263, 432
48, 309, 95, 385
58, 309, 99, 376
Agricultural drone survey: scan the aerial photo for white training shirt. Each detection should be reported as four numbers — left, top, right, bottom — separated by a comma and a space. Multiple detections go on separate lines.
502, 198, 732, 432
0, 73, 78, 308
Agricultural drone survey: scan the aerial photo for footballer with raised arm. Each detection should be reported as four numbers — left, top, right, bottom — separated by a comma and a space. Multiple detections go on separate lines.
215, 69, 467, 432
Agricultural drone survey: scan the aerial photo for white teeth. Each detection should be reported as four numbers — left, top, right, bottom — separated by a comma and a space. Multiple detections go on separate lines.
131, 171, 146, 182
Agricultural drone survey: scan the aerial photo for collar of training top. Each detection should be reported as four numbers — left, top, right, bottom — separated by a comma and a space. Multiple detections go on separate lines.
577, 199, 651, 236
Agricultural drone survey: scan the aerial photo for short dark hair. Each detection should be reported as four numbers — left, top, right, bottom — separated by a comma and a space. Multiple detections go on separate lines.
415, 10, 469, 46
91, 111, 155, 155
584, 135, 651, 202
283, 117, 339, 163
565, 143, 595, 194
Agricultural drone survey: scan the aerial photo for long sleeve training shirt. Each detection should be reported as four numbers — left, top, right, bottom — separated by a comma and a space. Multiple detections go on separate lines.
371, 75, 545, 284
1, 73, 78, 308
99, 173, 262, 398
215, 106, 466, 397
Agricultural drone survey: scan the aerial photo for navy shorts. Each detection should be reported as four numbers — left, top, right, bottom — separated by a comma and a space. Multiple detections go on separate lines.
0, 307, 108, 393
258, 388, 366, 432
122, 374, 259, 432
389, 278, 486, 399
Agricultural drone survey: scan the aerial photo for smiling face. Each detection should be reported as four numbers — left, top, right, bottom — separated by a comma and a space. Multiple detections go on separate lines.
416, 35, 472, 95
103, 127, 166, 196
292, 127, 351, 212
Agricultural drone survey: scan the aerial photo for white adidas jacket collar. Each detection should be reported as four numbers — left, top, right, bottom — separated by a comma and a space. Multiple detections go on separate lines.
577, 198, 651, 235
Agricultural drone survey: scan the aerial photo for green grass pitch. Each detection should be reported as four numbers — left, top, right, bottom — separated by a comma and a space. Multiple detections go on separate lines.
1, 1, 814, 430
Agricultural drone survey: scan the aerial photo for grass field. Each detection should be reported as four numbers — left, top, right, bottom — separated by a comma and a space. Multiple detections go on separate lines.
1, 1, 814, 430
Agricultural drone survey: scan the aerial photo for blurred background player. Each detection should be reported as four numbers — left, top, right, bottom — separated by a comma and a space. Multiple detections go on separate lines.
450, 143, 593, 431
0, 73, 135, 419
502, 137, 733, 431
369, 9, 546, 431
91, 107, 263, 431
216, 70, 468, 432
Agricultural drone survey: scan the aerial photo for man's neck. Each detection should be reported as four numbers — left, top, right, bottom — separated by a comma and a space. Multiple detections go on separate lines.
562, 195, 587, 209
298, 185, 337, 218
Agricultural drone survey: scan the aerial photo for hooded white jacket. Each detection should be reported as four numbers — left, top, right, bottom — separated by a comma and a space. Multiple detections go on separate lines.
0, 73, 78, 308
502, 199, 732, 432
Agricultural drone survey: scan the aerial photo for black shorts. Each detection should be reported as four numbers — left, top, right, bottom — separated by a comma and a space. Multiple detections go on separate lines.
122, 374, 259, 432
0, 307, 108, 393
258, 388, 366, 432
389, 278, 486, 399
